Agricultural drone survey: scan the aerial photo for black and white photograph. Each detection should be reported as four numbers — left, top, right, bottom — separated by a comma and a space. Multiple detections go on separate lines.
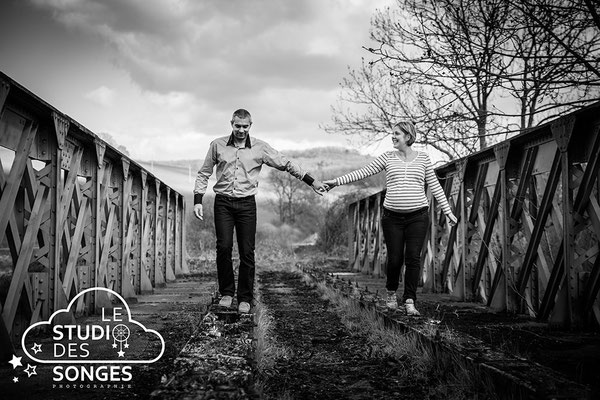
1, 0, 599, 399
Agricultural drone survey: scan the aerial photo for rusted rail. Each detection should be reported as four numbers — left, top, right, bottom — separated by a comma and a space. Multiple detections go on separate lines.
348, 102, 600, 328
0, 71, 188, 355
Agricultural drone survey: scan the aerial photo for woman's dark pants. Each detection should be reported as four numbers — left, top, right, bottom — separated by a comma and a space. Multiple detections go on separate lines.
381, 207, 429, 302
214, 194, 257, 304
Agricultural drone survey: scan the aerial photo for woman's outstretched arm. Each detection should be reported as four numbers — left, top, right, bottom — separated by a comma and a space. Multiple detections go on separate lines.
323, 153, 388, 190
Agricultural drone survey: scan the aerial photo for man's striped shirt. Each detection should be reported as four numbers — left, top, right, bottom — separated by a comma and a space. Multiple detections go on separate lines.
335, 151, 453, 215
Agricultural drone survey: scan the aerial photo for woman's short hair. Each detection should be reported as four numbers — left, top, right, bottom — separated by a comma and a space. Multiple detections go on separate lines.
394, 121, 417, 146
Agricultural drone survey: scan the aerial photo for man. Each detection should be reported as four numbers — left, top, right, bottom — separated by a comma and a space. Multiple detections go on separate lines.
193, 109, 328, 313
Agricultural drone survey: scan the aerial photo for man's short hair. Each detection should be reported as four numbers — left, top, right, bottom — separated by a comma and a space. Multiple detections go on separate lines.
232, 109, 252, 123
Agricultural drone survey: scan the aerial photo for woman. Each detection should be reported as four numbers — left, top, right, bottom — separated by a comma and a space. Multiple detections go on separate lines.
324, 122, 457, 315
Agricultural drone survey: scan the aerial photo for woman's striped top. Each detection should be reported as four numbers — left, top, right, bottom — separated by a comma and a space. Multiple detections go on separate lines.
335, 151, 453, 215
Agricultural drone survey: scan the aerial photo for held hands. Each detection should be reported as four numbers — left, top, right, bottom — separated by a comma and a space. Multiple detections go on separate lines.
312, 179, 338, 195
311, 180, 329, 196
194, 204, 204, 220
322, 179, 337, 192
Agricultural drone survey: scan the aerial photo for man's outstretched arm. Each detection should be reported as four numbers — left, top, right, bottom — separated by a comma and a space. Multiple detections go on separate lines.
193, 143, 217, 220
263, 143, 328, 195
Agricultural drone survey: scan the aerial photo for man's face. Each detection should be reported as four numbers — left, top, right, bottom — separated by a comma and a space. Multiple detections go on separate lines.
231, 116, 252, 142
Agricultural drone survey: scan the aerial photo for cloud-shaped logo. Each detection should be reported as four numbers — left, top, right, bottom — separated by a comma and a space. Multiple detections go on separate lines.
21, 287, 165, 364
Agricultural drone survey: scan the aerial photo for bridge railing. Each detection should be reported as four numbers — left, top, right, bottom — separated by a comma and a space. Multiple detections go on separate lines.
0, 72, 188, 352
348, 102, 600, 328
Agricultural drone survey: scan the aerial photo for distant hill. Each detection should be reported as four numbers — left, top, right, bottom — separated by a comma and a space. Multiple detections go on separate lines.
136, 146, 385, 202
275, 147, 374, 178
136, 160, 197, 195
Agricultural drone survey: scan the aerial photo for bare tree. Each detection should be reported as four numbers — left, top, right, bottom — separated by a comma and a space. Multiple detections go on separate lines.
326, 0, 600, 162
511, 0, 600, 80
268, 172, 300, 224
267, 170, 328, 236
325, 60, 411, 146
325, 0, 513, 159
325, 60, 480, 159
499, 0, 600, 130
268, 171, 323, 225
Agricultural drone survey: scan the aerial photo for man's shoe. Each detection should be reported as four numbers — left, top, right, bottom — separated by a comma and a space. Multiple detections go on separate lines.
404, 299, 420, 316
238, 301, 251, 314
386, 291, 398, 310
219, 295, 233, 308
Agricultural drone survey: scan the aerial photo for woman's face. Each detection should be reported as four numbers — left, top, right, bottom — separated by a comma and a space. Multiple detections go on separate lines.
391, 127, 410, 149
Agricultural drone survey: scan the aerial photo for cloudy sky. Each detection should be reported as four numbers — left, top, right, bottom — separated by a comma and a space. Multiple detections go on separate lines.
0, 0, 393, 161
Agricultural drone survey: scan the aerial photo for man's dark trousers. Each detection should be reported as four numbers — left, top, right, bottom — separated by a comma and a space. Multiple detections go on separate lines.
214, 194, 257, 304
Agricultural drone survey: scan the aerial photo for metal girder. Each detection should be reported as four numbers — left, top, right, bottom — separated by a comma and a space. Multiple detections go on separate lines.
122, 157, 130, 180
0, 72, 188, 352
442, 194, 461, 284
95, 138, 106, 168
573, 124, 600, 216
0, 121, 38, 246
52, 111, 69, 150
494, 142, 511, 170
467, 163, 489, 228
517, 149, 562, 295
2, 186, 49, 331
472, 173, 502, 293
583, 254, 600, 320
0, 79, 9, 116
510, 147, 539, 227
539, 246, 565, 320
154, 180, 165, 287
550, 116, 575, 152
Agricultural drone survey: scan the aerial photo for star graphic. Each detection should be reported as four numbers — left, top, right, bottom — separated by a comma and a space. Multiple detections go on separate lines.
31, 343, 42, 354
117, 350, 125, 357
24, 364, 37, 377
124, 343, 129, 349
13, 377, 19, 383
112, 343, 117, 348
8, 355, 22, 369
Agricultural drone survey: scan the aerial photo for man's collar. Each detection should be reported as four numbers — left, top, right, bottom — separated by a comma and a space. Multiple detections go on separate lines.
226, 133, 252, 148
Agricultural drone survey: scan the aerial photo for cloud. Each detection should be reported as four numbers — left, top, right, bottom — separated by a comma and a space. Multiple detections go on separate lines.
28, 0, 387, 96
23, 0, 394, 161
85, 85, 116, 107
21, 287, 165, 364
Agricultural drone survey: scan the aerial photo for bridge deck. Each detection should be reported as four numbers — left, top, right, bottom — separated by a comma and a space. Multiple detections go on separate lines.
2, 260, 597, 398
308, 258, 599, 398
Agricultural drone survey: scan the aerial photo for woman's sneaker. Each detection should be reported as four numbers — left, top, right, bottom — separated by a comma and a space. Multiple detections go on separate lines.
386, 291, 398, 310
238, 301, 251, 314
404, 299, 420, 316
218, 295, 233, 308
